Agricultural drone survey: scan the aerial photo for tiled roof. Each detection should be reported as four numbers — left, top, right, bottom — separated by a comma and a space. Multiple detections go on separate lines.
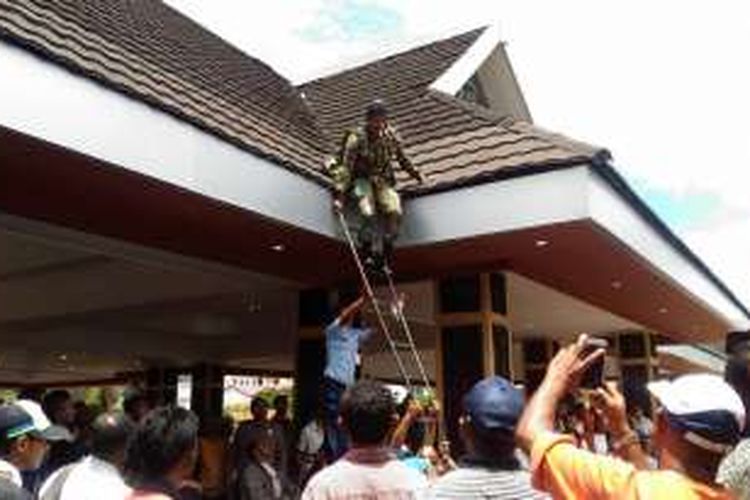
300, 29, 608, 195
299, 28, 485, 146
0, 0, 329, 182
0, 1, 607, 195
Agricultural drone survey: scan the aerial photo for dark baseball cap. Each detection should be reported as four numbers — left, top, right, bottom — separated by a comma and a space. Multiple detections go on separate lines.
366, 99, 388, 120
463, 376, 524, 433
0, 400, 73, 442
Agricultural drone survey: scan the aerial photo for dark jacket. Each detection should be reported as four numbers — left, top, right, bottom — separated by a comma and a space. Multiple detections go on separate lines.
238, 461, 295, 500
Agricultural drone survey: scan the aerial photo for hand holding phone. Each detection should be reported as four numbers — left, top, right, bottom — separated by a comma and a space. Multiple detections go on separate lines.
579, 337, 609, 389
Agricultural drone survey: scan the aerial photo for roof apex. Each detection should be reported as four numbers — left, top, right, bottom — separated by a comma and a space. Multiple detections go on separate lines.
430, 23, 501, 95
299, 26, 487, 86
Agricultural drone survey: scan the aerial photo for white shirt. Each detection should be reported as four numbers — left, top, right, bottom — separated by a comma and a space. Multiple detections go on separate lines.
0, 458, 22, 486
297, 420, 325, 456
39, 455, 131, 500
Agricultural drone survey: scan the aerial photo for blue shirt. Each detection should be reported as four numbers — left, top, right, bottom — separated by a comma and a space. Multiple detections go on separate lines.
324, 319, 371, 386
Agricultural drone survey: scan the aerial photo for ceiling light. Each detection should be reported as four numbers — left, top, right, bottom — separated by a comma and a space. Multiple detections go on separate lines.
58, 354, 68, 362
271, 244, 285, 252
659, 307, 669, 314
534, 239, 549, 248
611, 280, 623, 289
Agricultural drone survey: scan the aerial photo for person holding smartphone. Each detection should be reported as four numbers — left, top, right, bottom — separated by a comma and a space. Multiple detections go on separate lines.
516, 334, 744, 499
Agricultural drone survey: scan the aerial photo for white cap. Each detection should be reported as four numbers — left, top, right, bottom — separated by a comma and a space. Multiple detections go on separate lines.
648, 374, 746, 453
15, 399, 73, 442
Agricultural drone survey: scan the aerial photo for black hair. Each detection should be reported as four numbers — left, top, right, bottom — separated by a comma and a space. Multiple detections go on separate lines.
365, 99, 388, 120
246, 428, 274, 456
273, 394, 288, 408
16, 388, 44, 403
340, 380, 395, 445
91, 412, 134, 462
0, 436, 15, 457
250, 397, 269, 412
467, 424, 517, 462
726, 330, 750, 355
42, 389, 71, 421
125, 406, 198, 486
122, 387, 148, 417
405, 419, 426, 454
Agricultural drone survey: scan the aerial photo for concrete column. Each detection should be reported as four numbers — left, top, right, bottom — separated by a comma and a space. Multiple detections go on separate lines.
293, 288, 332, 435
190, 363, 224, 422
521, 338, 557, 393
435, 271, 510, 455
144, 366, 179, 407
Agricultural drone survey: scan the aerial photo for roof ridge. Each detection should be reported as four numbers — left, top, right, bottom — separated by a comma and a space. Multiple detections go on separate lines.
299, 27, 486, 87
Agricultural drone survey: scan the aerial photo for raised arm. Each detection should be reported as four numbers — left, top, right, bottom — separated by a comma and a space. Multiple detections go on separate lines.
516, 335, 604, 453
595, 382, 650, 469
337, 295, 366, 327
391, 398, 422, 449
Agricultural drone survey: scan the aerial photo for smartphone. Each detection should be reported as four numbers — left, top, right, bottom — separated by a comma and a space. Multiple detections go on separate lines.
579, 337, 608, 389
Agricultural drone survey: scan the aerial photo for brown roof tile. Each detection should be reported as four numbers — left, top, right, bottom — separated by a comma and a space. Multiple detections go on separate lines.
1, 2, 606, 195
300, 30, 608, 195
300, 29, 485, 147
0, 0, 329, 182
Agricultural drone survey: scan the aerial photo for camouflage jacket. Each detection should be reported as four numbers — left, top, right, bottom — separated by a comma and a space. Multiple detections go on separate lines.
338, 125, 420, 186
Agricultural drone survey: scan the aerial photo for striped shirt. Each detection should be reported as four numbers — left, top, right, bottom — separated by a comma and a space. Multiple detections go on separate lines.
431, 463, 548, 499
717, 438, 750, 498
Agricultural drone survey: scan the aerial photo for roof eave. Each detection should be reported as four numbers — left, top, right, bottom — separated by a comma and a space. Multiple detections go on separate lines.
592, 161, 750, 323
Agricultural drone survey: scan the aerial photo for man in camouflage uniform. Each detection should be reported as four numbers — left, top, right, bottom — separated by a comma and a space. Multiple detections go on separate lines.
327, 100, 424, 267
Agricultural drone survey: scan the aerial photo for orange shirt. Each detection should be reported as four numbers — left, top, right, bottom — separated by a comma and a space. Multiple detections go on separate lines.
530, 432, 734, 500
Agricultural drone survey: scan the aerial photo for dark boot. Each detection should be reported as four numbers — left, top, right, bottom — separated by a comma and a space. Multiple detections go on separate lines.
382, 238, 394, 270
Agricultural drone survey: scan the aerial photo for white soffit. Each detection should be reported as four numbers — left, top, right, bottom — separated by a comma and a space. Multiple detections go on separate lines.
587, 168, 749, 328
0, 41, 337, 239
430, 23, 501, 95
399, 166, 590, 245
400, 164, 747, 329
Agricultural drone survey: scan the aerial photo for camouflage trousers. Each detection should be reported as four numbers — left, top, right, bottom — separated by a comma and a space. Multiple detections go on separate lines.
352, 177, 402, 218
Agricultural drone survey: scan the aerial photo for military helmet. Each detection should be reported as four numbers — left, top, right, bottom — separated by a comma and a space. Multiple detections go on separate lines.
366, 99, 388, 120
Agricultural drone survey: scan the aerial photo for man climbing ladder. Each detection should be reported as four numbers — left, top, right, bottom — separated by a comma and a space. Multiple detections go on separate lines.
322, 99, 436, 461
327, 100, 425, 268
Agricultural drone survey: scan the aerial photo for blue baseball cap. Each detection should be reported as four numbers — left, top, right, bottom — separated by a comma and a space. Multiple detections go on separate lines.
463, 376, 524, 433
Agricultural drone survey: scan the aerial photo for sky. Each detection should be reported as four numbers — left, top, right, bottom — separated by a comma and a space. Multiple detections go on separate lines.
165, 0, 750, 322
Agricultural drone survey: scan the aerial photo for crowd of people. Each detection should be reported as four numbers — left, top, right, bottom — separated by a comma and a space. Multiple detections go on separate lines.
0, 326, 748, 499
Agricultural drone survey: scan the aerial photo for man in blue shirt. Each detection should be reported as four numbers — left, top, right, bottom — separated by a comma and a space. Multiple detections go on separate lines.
322, 295, 372, 461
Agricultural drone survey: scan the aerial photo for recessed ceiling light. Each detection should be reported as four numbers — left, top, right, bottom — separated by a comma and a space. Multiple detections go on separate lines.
535, 239, 549, 248
271, 244, 285, 252
659, 307, 669, 314
611, 280, 623, 289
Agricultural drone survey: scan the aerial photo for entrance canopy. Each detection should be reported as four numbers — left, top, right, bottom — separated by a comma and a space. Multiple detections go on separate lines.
0, 2, 747, 384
